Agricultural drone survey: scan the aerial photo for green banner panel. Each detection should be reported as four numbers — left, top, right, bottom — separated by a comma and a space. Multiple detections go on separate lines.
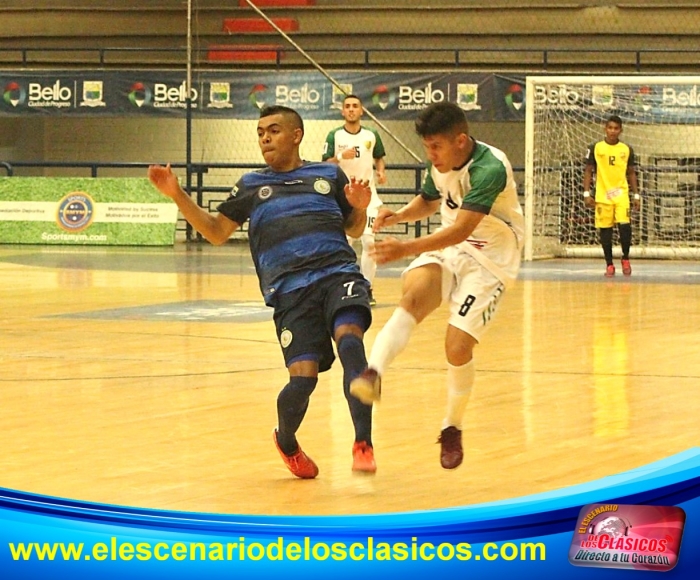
0, 177, 178, 245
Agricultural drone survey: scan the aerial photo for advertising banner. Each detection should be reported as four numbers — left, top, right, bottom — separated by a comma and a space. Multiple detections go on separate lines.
527, 77, 700, 124
0, 177, 178, 245
7, 71, 700, 123
1, 71, 503, 121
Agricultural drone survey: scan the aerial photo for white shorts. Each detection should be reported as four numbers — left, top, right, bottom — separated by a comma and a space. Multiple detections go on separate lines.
403, 245, 509, 342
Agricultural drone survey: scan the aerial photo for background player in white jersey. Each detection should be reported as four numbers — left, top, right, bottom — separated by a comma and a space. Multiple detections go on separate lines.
350, 101, 524, 470
323, 94, 387, 306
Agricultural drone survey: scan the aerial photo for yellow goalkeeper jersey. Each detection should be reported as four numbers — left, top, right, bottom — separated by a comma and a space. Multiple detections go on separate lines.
585, 140, 636, 204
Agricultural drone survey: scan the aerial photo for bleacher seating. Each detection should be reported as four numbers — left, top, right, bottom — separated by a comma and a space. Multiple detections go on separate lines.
1, 1, 700, 71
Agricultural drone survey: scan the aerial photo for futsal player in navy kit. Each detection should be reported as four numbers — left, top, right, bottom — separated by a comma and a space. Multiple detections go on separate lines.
147, 105, 377, 479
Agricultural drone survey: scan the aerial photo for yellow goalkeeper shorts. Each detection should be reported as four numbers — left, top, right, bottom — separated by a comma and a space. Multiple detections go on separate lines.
595, 202, 630, 228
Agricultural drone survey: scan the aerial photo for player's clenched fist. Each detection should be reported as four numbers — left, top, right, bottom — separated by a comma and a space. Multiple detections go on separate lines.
372, 207, 400, 233
147, 164, 181, 199
370, 236, 408, 264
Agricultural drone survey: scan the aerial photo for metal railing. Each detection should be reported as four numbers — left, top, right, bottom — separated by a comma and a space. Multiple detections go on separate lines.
0, 160, 429, 241
186, 162, 435, 242
0, 159, 526, 242
2, 46, 700, 72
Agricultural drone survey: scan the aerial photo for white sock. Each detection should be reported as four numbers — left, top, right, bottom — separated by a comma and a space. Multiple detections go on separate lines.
442, 360, 475, 430
360, 234, 377, 287
368, 307, 417, 375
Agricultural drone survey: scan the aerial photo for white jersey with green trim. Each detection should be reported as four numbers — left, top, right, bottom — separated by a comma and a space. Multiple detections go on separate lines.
323, 126, 385, 209
422, 140, 524, 282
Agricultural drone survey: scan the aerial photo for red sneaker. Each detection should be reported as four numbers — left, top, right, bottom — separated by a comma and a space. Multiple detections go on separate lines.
605, 264, 616, 277
352, 441, 376, 473
273, 430, 318, 479
349, 368, 381, 404
621, 259, 632, 276
437, 426, 463, 469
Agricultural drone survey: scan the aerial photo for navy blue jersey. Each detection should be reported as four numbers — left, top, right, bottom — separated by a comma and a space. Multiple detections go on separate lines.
217, 162, 361, 306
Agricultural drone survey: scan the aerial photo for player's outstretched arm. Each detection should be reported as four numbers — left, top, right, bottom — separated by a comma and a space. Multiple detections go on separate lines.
148, 164, 239, 245
372, 207, 484, 265
373, 195, 439, 233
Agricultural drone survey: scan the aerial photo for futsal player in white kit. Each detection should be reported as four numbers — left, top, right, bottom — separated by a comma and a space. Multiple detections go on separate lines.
323, 94, 387, 306
350, 101, 524, 470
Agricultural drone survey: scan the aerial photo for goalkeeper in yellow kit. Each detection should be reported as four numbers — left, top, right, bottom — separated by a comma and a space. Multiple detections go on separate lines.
583, 115, 640, 277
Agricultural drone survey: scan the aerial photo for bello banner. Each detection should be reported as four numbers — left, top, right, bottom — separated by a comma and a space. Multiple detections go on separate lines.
0, 177, 178, 245
6, 70, 700, 123
0, 71, 527, 122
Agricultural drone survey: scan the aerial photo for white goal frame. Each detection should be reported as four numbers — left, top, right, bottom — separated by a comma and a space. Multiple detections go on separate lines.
524, 75, 700, 261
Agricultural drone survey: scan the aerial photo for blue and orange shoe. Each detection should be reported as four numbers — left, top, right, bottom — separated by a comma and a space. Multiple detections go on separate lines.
273, 430, 318, 479
352, 441, 376, 474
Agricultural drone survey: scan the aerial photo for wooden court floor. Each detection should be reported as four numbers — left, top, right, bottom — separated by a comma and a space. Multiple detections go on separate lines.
1, 244, 699, 516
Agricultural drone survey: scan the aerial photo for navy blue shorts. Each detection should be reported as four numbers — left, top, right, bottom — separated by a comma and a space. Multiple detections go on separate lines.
272, 272, 372, 373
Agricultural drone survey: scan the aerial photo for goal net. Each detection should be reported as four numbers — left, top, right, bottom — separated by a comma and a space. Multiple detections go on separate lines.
525, 75, 700, 260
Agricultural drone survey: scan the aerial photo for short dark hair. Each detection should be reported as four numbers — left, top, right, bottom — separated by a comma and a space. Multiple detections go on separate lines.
607, 114, 623, 127
259, 105, 304, 137
415, 102, 469, 138
343, 94, 362, 105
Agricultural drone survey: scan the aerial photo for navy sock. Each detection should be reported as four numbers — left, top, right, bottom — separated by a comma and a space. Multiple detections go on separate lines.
337, 334, 372, 446
618, 223, 632, 259
276, 376, 317, 455
600, 227, 614, 265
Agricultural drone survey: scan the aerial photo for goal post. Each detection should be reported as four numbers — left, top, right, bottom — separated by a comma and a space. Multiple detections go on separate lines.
525, 75, 700, 261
